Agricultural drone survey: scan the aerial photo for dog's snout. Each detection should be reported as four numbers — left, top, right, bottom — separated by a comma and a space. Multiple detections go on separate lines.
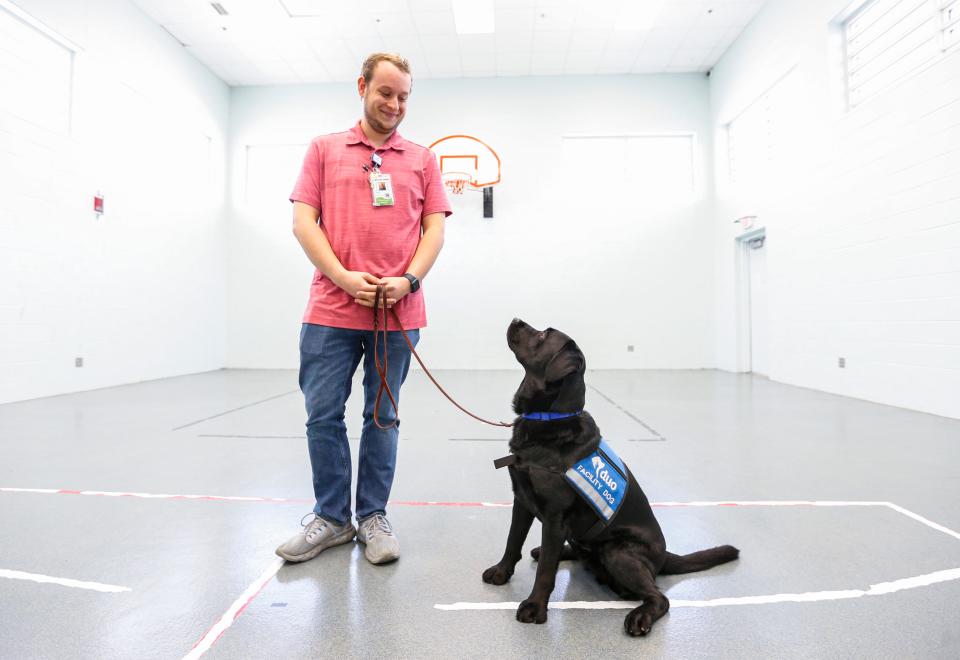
507, 318, 527, 350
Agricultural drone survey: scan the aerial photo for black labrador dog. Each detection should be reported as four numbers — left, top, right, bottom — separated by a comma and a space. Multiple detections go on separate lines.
483, 319, 739, 636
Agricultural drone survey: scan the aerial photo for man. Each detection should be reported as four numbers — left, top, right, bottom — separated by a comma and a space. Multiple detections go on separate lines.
277, 53, 451, 565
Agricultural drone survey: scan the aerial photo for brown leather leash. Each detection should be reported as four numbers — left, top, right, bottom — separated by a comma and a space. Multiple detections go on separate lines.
371, 283, 513, 430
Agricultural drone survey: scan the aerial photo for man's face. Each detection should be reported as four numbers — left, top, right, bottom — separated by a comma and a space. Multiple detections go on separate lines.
359, 62, 411, 135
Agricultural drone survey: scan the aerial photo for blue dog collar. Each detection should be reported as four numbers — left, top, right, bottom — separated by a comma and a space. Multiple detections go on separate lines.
521, 411, 583, 421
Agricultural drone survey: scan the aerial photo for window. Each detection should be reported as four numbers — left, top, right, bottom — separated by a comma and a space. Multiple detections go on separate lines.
624, 135, 695, 199
728, 70, 800, 189
560, 134, 695, 211
0, 0, 75, 134
844, 0, 944, 107
728, 98, 768, 188
943, 0, 960, 49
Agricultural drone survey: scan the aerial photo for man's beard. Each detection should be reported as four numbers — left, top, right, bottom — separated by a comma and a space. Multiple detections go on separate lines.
364, 99, 401, 134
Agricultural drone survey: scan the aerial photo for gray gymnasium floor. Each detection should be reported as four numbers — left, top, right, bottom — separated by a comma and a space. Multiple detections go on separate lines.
1, 368, 958, 659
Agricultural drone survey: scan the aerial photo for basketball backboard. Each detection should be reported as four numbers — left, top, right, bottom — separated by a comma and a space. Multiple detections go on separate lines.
428, 134, 501, 194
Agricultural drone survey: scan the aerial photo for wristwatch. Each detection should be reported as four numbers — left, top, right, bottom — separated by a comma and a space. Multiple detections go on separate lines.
402, 272, 420, 293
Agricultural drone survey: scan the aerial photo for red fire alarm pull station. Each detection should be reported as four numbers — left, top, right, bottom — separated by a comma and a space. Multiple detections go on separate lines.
94, 193, 104, 217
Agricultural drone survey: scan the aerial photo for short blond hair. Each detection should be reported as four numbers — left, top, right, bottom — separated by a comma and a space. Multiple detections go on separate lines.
361, 52, 411, 83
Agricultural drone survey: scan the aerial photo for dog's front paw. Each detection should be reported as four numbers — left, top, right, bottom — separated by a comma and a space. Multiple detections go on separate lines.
624, 609, 654, 636
516, 599, 548, 624
482, 564, 513, 585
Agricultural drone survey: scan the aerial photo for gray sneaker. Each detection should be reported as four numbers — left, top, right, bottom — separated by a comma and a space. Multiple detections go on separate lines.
357, 514, 400, 564
275, 513, 356, 563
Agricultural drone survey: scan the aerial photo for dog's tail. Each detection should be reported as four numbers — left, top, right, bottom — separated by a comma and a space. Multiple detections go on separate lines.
659, 545, 739, 575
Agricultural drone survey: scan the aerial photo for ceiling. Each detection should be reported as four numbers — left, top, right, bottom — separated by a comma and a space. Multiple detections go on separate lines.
129, 0, 768, 86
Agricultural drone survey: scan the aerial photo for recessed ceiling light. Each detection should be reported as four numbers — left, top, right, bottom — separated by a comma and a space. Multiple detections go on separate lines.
452, 0, 495, 35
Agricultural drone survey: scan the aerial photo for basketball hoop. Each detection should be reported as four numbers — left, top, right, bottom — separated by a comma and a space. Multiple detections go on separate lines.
429, 135, 500, 217
442, 171, 473, 195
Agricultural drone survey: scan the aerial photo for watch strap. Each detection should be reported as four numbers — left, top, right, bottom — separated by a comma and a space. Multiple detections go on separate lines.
403, 272, 420, 292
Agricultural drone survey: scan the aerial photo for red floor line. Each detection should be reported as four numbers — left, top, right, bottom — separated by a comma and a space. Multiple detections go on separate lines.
183, 559, 283, 660
2, 488, 893, 510
0, 488, 512, 507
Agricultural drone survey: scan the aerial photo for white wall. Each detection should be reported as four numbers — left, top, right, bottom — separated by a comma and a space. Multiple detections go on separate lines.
710, 0, 960, 419
0, 0, 230, 404
227, 74, 715, 370
5, 1, 954, 420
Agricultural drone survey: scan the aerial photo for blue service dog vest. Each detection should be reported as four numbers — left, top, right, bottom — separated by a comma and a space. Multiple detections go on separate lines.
564, 439, 629, 530
493, 438, 630, 540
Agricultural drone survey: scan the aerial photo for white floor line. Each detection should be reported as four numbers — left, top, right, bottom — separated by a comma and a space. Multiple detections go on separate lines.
883, 502, 960, 541
436, 501, 960, 613
1, 487, 514, 507
436, 567, 960, 611
0, 568, 131, 593
0, 487, 311, 504
653, 500, 887, 507
182, 558, 284, 660
0, 489, 896, 509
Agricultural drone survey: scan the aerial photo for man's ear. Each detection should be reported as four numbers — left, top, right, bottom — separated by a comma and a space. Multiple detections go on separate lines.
544, 343, 584, 384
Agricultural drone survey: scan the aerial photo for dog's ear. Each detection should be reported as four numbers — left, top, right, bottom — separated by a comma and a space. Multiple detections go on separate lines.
545, 341, 584, 385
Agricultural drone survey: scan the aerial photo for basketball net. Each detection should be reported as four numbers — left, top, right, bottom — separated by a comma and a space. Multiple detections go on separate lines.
443, 172, 472, 195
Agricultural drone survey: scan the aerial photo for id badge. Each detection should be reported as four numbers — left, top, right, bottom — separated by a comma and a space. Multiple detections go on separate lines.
370, 172, 395, 206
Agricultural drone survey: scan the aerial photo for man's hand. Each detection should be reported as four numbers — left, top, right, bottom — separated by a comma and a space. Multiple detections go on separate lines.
335, 271, 381, 307
351, 275, 412, 308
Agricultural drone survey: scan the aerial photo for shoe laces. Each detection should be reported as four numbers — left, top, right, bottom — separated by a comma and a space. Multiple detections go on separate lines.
363, 514, 392, 539
301, 513, 329, 542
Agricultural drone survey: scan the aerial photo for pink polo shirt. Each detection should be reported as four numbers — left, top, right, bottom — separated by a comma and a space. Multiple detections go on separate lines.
290, 122, 452, 331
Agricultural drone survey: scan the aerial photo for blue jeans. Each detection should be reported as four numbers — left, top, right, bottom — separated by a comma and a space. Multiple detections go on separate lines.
299, 323, 419, 525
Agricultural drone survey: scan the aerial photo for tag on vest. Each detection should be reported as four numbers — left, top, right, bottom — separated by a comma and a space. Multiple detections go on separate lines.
564, 439, 628, 523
